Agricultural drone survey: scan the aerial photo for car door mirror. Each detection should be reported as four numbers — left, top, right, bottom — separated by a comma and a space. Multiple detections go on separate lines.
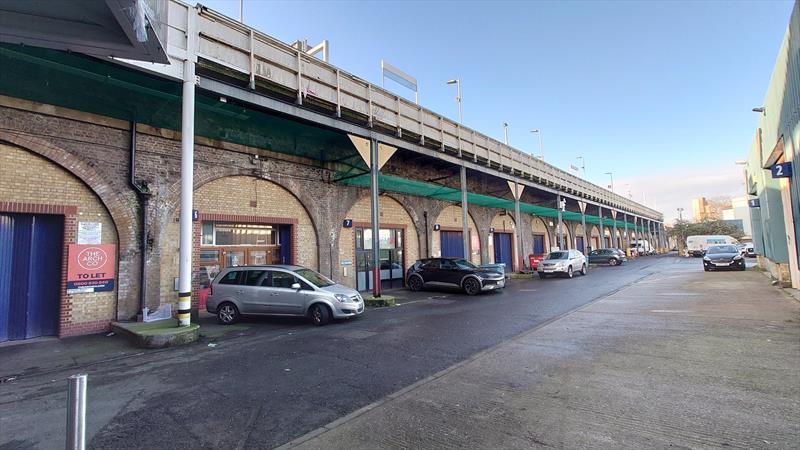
291, 283, 301, 290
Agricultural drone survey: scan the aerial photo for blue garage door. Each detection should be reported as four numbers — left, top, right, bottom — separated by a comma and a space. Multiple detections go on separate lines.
533, 234, 545, 255
576, 236, 585, 253
441, 231, 464, 258
493, 232, 513, 270
0, 213, 63, 342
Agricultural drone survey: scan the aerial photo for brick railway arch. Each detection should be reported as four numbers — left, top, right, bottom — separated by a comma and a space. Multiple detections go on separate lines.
161, 167, 323, 257
338, 194, 421, 291
432, 204, 482, 265
0, 131, 133, 251
0, 135, 135, 330
489, 212, 518, 270
531, 216, 553, 255
590, 225, 601, 250
159, 173, 322, 306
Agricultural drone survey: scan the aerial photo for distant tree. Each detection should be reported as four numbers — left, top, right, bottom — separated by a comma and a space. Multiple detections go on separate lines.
669, 219, 744, 248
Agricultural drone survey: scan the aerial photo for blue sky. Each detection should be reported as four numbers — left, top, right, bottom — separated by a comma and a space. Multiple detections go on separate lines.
203, 0, 793, 222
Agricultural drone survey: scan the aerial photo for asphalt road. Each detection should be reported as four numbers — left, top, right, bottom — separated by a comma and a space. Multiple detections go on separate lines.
1, 255, 676, 449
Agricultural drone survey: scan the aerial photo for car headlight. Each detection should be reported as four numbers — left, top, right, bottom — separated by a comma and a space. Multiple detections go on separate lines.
703, 256, 710, 261
733, 255, 743, 260
334, 294, 350, 303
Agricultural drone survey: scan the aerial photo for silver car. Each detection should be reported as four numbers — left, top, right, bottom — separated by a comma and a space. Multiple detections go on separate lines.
206, 265, 364, 326
537, 249, 587, 279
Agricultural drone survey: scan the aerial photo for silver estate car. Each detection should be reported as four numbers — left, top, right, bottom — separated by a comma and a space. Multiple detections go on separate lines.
537, 249, 587, 279
206, 265, 364, 326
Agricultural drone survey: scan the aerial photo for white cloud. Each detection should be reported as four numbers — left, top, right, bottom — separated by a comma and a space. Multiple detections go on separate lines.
612, 164, 745, 225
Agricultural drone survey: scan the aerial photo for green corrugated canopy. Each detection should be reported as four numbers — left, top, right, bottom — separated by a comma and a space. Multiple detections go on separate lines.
337, 173, 642, 229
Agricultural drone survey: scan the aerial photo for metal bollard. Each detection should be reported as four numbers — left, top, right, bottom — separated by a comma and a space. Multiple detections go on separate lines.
66, 374, 87, 450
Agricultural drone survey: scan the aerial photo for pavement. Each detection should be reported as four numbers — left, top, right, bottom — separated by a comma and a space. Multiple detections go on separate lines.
284, 257, 800, 449
1, 255, 797, 449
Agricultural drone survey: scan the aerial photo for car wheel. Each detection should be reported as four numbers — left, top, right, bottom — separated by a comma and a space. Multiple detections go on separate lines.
538, 273, 548, 279
217, 302, 240, 325
566, 266, 573, 278
462, 277, 481, 296
608, 258, 618, 266
580, 263, 586, 276
309, 303, 331, 326
703, 267, 710, 272
408, 275, 424, 292
739, 265, 746, 271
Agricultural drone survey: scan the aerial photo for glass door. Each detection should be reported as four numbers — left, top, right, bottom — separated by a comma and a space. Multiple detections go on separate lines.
356, 228, 405, 291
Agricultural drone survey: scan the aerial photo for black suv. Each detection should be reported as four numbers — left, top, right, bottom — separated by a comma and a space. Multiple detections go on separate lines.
406, 258, 506, 295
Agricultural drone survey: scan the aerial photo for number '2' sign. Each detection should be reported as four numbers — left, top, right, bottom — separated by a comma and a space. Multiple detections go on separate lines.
771, 162, 793, 179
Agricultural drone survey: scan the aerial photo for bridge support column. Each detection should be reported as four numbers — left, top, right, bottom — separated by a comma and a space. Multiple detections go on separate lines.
460, 165, 469, 260
557, 194, 564, 249
177, 41, 196, 327
370, 138, 381, 298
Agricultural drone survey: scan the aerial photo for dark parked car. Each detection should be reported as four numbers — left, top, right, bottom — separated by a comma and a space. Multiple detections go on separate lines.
588, 248, 627, 266
703, 245, 746, 271
406, 258, 505, 295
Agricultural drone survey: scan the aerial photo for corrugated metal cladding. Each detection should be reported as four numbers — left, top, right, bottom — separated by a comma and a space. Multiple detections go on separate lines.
441, 231, 465, 258
746, 1, 800, 286
0, 213, 63, 342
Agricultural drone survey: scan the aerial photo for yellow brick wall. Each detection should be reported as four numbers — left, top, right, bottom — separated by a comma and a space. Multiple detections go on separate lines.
488, 213, 517, 268
160, 176, 318, 305
338, 195, 420, 290
431, 205, 481, 264
0, 143, 118, 324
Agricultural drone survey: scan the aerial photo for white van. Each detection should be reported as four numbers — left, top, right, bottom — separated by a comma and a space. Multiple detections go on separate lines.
686, 235, 739, 257
629, 239, 653, 256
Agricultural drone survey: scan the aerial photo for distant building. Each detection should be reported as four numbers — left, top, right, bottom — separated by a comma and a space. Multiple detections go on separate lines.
692, 197, 710, 222
721, 196, 753, 238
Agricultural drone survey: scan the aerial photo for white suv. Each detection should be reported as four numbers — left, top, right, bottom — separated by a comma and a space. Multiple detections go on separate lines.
537, 249, 587, 279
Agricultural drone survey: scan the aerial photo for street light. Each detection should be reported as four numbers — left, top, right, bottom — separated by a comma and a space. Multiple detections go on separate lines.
530, 129, 543, 161
604, 172, 615, 193
752, 107, 765, 113
446, 79, 462, 123
503, 122, 509, 145
576, 156, 585, 177
677, 207, 684, 221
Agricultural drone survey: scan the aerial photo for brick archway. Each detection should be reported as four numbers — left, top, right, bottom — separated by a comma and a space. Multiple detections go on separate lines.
0, 130, 140, 319
160, 166, 323, 258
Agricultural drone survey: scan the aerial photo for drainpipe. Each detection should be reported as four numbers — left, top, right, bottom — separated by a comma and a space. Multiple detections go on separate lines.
129, 122, 151, 318
423, 211, 429, 258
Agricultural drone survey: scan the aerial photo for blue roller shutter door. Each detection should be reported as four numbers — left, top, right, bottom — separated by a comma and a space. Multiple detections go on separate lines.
493, 232, 513, 269
533, 234, 545, 255
440, 231, 464, 258
0, 213, 63, 342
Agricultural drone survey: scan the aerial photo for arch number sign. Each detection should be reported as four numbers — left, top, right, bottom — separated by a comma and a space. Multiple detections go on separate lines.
771, 162, 792, 179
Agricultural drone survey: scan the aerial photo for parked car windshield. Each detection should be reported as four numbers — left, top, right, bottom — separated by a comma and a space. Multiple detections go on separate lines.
546, 251, 568, 260
707, 245, 738, 254
454, 259, 477, 269
294, 268, 335, 287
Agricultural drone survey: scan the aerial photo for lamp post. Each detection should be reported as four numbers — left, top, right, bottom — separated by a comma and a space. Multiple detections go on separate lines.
604, 172, 615, 193
446, 79, 462, 123
677, 207, 684, 222
503, 122, 509, 145
447, 79, 469, 259
530, 129, 543, 161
